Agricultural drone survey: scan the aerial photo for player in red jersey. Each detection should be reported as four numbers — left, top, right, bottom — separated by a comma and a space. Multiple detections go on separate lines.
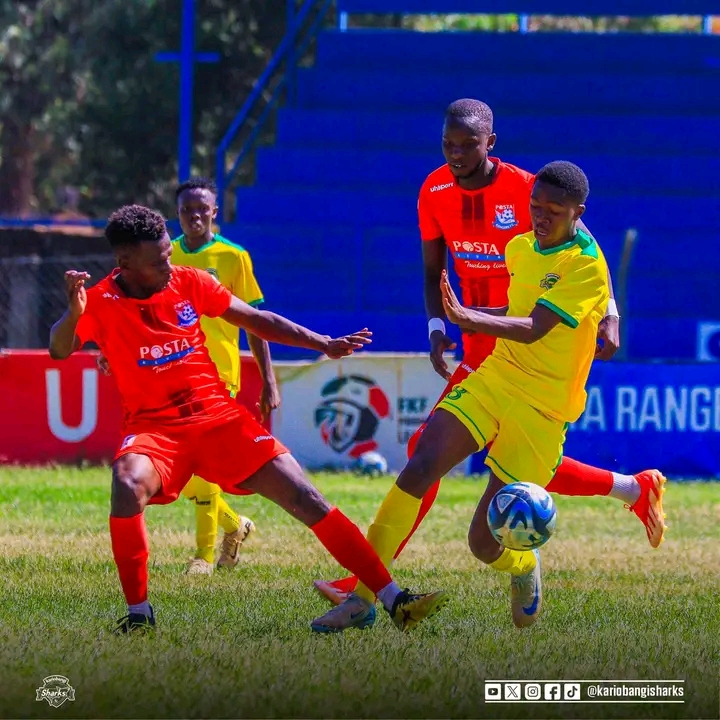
314, 99, 666, 607
49, 205, 448, 634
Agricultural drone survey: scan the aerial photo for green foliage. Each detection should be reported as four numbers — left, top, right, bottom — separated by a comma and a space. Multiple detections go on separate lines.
0, 0, 287, 216
402, 13, 704, 32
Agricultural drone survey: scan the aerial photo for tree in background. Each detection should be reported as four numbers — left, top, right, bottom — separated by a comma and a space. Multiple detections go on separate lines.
0, 0, 286, 217
0, 0, 90, 214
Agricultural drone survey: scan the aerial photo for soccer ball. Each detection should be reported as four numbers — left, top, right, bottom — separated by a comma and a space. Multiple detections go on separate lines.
351, 451, 388, 478
487, 482, 557, 551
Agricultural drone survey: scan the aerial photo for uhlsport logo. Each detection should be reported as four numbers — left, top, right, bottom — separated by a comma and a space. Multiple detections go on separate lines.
36, 675, 75, 708
540, 273, 560, 291
314, 375, 390, 457
492, 204, 518, 230
175, 300, 199, 327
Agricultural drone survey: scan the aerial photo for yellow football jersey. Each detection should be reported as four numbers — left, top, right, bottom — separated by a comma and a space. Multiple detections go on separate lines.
171, 234, 264, 395
481, 228, 609, 423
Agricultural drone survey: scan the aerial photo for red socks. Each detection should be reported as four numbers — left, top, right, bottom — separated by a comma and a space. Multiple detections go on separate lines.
109, 513, 149, 605
311, 507, 392, 595
546, 456, 613, 496
327, 479, 443, 594
406, 422, 426, 459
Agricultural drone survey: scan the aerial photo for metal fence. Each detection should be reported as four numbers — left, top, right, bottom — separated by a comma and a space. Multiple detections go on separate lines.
0, 254, 116, 349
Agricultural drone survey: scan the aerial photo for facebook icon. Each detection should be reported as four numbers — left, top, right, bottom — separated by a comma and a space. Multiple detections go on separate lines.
544, 683, 562, 701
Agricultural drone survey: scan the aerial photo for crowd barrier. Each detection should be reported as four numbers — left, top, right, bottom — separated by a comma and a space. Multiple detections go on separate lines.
0, 351, 718, 479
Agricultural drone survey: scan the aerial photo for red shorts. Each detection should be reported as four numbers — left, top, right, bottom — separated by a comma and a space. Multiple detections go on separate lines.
114, 407, 288, 505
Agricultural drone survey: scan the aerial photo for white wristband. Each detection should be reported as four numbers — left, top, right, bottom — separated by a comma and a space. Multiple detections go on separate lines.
605, 299, 620, 318
428, 318, 446, 338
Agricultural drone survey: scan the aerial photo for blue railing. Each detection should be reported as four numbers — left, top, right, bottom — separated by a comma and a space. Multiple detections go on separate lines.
215, 0, 333, 222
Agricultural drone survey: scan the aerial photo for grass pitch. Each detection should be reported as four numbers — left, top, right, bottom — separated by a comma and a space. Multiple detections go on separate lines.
0, 467, 717, 719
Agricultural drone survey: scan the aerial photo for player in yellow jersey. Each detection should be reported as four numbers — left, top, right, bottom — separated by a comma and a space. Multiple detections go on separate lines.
174, 177, 280, 574
312, 161, 661, 632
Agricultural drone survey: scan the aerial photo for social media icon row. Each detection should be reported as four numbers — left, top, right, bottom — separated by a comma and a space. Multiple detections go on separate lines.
484, 682, 582, 701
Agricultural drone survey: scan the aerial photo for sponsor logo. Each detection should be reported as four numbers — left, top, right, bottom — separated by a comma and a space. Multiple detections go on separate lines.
430, 182, 454, 192
451, 240, 504, 262
492, 204, 519, 230
138, 338, 194, 367
175, 300, 199, 327
314, 375, 390, 457
253, 435, 274, 443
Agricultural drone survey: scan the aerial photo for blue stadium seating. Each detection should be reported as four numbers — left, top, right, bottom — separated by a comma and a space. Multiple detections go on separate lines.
224, 27, 720, 360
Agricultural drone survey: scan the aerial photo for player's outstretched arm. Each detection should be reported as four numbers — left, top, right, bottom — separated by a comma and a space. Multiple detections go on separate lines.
49, 271, 89, 360
467, 305, 509, 317
221, 296, 372, 359
440, 271, 561, 344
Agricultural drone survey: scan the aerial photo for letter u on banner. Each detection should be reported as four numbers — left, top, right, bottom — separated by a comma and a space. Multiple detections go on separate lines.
46, 369, 98, 443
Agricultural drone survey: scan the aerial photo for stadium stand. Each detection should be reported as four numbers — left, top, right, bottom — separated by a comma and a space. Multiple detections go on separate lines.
221, 3, 720, 359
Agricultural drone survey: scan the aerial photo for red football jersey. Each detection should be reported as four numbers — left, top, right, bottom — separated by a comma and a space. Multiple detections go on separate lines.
75, 265, 241, 431
418, 159, 534, 308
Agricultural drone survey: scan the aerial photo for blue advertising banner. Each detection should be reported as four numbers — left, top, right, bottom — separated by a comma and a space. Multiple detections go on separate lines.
471, 363, 720, 480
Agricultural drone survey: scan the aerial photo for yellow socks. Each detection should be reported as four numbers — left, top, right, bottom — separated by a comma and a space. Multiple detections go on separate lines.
194, 494, 219, 564
355, 484, 422, 602
490, 547, 537, 576
216, 495, 240, 535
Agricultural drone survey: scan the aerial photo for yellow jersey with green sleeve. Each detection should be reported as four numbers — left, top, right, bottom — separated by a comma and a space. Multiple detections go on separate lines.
171, 234, 264, 395
481, 228, 609, 423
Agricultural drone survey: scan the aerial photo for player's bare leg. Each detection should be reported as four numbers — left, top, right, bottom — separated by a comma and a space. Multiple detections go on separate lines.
110, 453, 162, 633
238, 453, 447, 633
468, 474, 542, 629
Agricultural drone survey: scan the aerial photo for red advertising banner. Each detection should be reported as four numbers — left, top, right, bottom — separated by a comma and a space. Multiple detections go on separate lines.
0, 351, 265, 465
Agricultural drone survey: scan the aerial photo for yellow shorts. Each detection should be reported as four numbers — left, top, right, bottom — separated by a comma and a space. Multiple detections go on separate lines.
181, 383, 238, 500
437, 368, 567, 487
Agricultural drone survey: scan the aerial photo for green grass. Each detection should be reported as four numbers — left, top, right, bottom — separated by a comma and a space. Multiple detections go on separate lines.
0, 467, 717, 719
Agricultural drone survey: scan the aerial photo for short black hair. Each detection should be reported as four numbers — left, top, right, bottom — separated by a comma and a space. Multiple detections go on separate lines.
445, 99, 493, 135
535, 161, 589, 204
175, 177, 218, 202
105, 205, 167, 248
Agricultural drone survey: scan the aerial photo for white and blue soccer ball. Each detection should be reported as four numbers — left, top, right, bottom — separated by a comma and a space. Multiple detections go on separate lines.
487, 482, 557, 551
351, 451, 389, 478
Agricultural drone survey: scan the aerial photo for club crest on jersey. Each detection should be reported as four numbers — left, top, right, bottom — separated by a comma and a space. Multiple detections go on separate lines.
540, 273, 561, 290
492, 204, 518, 230
175, 300, 199, 327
